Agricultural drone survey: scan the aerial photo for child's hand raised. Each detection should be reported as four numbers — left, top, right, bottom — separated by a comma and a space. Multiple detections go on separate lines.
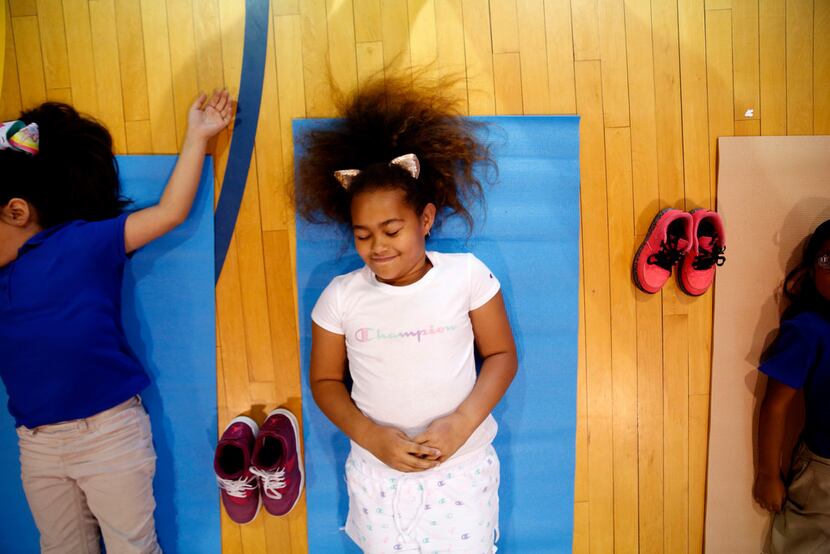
186, 90, 233, 142
363, 424, 441, 473
413, 412, 476, 463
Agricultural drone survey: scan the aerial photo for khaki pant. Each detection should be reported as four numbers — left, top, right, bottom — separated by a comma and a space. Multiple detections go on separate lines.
766, 443, 830, 554
16, 397, 161, 554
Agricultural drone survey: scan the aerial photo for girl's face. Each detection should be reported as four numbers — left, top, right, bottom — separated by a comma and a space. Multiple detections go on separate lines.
350, 188, 435, 286
814, 239, 830, 301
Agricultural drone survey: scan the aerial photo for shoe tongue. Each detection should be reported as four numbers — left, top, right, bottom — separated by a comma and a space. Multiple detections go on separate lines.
698, 236, 715, 250
676, 237, 690, 251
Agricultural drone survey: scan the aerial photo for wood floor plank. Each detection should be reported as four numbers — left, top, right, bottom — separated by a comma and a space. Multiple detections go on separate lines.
606, 126, 639, 554
462, 0, 495, 114
35, 0, 69, 90
786, 0, 813, 134
493, 52, 523, 115
11, 15, 46, 108
517, 0, 551, 114
575, 59, 614, 554
759, 0, 786, 135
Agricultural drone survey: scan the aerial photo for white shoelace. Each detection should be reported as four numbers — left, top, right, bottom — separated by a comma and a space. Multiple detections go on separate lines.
216, 475, 257, 499
250, 466, 287, 500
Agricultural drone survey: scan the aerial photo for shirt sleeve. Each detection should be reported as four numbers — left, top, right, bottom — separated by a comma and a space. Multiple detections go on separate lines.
758, 318, 820, 389
468, 254, 501, 311
311, 278, 345, 335
73, 213, 130, 268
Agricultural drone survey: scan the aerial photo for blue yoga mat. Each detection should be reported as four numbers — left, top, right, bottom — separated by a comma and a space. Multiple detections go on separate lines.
295, 116, 581, 553
0, 156, 219, 553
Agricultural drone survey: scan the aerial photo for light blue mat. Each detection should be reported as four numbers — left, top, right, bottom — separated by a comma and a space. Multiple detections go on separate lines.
0, 156, 219, 553
295, 116, 580, 553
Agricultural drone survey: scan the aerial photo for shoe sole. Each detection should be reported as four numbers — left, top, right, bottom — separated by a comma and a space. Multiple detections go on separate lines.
221, 415, 262, 525
631, 207, 674, 293
264, 407, 305, 517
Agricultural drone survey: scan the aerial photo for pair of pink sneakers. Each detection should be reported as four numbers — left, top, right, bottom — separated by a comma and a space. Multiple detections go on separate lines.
214, 408, 304, 525
632, 208, 726, 296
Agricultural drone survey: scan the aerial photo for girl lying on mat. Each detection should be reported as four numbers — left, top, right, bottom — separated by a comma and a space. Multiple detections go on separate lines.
754, 219, 830, 552
0, 91, 231, 554
296, 75, 518, 553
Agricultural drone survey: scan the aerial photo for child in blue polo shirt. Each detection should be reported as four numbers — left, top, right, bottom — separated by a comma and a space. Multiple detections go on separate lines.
753, 219, 830, 552
0, 91, 231, 553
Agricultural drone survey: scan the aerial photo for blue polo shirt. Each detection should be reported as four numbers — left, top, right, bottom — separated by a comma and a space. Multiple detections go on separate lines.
0, 214, 150, 428
759, 310, 830, 458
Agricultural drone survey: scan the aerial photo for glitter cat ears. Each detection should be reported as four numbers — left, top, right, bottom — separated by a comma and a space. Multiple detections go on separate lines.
333, 153, 420, 190
0, 120, 39, 155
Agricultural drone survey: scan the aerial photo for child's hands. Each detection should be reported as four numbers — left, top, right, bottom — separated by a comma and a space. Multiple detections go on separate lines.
363, 424, 442, 473
753, 472, 786, 512
413, 412, 476, 463
186, 90, 233, 142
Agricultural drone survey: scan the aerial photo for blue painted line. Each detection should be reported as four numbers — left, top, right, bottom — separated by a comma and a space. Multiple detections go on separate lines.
213, 0, 269, 282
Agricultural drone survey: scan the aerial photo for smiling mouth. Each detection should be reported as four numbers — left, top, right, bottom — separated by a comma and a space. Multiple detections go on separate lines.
371, 255, 397, 264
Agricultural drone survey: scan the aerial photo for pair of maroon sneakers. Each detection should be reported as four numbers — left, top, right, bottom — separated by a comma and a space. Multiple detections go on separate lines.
633, 208, 726, 296
214, 408, 304, 525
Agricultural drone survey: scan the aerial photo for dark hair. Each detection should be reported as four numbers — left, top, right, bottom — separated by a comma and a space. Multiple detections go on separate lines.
782, 219, 830, 320
0, 102, 128, 227
294, 74, 495, 230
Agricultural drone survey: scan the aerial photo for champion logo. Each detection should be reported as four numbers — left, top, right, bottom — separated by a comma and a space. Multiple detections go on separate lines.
354, 324, 458, 343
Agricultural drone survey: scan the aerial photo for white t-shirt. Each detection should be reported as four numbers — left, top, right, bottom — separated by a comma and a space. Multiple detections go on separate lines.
311, 251, 501, 462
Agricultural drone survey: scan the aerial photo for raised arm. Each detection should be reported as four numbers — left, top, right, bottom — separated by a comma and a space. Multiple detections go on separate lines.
124, 90, 232, 253
414, 291, 518, 461
310, 323, 440, 472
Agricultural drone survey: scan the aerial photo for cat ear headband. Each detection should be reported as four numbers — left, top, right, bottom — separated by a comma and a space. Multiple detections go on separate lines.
333, 153, 420, 190
0, 120, 39, 155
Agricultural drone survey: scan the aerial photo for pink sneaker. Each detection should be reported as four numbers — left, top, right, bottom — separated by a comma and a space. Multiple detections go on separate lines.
677, 209, 726, 296
632, 208, 693, 293
214, 416, 261, 525
250, 408, 305, 516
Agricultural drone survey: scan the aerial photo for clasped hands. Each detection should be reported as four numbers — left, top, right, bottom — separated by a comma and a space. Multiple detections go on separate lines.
362, 411, 476, 473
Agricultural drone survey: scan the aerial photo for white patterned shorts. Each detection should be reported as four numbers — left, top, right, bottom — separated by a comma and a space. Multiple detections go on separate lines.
344, 445, 500, 553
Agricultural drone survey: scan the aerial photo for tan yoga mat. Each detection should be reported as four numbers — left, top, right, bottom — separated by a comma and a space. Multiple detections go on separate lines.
705, 136, 830, 553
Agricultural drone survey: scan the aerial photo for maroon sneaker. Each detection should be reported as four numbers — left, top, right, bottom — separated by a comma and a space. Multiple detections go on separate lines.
214, 416, 261, 525
250, 408, 305, 516
632, 208, 693, 293
677, 209, 726, 296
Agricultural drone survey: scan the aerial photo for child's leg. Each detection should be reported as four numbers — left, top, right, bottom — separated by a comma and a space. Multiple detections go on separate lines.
73, 398, 160, 554
17, 428, 101, 553
767, 443, 830, 554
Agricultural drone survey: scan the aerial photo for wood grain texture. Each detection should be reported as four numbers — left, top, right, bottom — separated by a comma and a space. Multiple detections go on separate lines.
2, 1, 825, 551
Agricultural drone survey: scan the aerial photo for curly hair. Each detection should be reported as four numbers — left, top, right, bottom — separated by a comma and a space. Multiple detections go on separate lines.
782, 218, 830, 320
0, 102, 128, 228
294, 74, 495, 230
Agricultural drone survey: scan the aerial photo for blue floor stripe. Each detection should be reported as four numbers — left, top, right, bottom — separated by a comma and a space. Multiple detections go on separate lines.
213, 0, 269, 281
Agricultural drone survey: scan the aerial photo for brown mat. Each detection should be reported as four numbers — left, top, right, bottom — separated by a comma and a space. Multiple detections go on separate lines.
706, 136, 830, 552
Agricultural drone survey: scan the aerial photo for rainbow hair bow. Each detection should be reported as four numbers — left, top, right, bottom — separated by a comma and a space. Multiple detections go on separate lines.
0, 120, 39, 155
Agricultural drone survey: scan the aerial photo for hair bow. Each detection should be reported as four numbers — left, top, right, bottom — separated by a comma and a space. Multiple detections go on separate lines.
0, 120, 39, 155
333, 153, 421, 190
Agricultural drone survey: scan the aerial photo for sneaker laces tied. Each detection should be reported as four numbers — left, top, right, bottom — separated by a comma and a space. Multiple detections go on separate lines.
217, 475, 258, 499
692, 237, 726, 270
250, 466, 287, 500
647, 235, 685, 270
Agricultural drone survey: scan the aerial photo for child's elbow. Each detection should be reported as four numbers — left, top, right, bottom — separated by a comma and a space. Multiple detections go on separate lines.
169, 209, 189, 227
507, 349, 519, 377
